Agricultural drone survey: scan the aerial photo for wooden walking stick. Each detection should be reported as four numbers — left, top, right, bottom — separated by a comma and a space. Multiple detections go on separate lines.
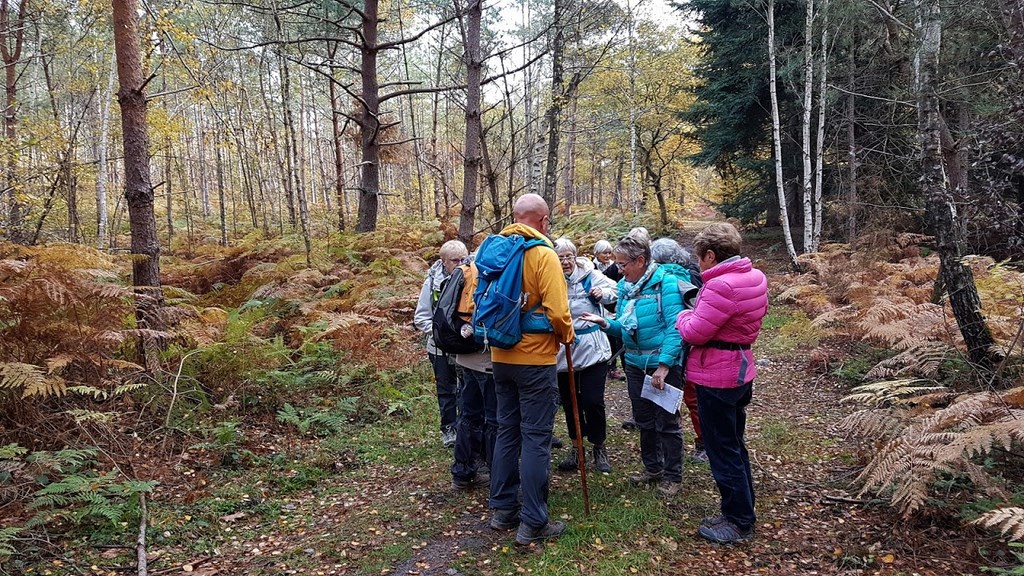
564, 343, 591, 515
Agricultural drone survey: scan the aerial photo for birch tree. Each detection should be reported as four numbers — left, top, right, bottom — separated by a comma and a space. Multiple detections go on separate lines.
767, 0, 798, 265
800, 0, 815, 252
915, 0, 997, 369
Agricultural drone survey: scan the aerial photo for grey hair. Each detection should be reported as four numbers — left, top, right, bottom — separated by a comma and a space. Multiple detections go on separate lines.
614, 234, 651, 264
626, 226, 651, 245
593, 240, 613, 254
439, 239, 469, 260
651, 237, 696, 267
553, 237, 577, 255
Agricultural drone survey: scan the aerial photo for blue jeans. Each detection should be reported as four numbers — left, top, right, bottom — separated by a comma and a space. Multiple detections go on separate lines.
625, 364, 683, 483
697, 382, 755, 531
452, 368, 497, 480
489, 363, 558, 529
429, 352, 460, 432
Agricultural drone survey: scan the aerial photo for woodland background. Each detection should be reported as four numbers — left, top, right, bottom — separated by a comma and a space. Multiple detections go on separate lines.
1, 0, 1023, 573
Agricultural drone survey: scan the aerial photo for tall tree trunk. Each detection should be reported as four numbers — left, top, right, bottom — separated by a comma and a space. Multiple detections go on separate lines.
530, 121, 546, 197
767, 0, 799, 266
812, 0, 829, 251
541, 0, 566, 209
285, 57, 312, 265
430, 26, 448, 219
916, 0, 998, 369
562, 90, 578, 213
258, 49, 286, 233
113, 0, 163, 331
458, 0, 482, 243
96, 53, 116, 249
196, 111, 211, 219
801, 0, 815, 253
395, 1, 426, 220
327, 42, 347, 231
216, 143, 226, 246
614, 153, 624, 209
96, 51, 116, 249
276, 53, 298, 227
356, 0, 382, 232
627, 1, 639, 212
1, 0, 27, 242
846, 30, 857, 243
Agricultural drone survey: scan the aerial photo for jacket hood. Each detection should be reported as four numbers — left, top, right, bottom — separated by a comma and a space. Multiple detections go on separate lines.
499, 223, 553, 246
703, 256, 752, 282
427, 258, 447, 288
568, 256, 595, 284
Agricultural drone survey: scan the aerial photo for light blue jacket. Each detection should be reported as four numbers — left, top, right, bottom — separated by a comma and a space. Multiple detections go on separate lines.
604, 263, 684, 370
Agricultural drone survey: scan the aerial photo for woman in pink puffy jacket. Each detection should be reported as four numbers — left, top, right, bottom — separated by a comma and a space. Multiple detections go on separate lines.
675, 223, 768, 545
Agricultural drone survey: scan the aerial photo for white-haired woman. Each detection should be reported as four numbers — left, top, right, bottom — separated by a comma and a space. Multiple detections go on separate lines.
413, 239, 468, 448
553, 238, 618, 473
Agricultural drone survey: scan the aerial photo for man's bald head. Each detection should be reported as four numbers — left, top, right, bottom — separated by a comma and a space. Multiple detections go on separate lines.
513, 194, 550, 232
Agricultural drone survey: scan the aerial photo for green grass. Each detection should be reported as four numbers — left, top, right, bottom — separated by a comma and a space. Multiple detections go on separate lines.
831, 342, 896, 384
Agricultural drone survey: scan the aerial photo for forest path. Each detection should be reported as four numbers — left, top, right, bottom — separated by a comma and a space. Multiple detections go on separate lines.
157, 234, 980, 576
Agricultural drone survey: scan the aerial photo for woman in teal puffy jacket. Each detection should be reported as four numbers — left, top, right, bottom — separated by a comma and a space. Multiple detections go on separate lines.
581, 234, 686, 496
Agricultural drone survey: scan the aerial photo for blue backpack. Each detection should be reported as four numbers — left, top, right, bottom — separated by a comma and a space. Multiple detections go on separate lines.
471, 234, 554, 349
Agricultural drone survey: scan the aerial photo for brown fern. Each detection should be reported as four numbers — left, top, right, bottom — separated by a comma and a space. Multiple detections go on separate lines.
865, 341, 948, 379
973, 507, 1024, 541
846, 385, 1024, 518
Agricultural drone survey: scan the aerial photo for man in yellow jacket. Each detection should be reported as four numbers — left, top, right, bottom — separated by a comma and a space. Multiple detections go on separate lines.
486, 193, 576, 546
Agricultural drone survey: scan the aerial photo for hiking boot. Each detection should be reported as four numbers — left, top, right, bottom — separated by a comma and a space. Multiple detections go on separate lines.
689, 449, 709, 463
557, 447, 581, 471
515, 520, 566, 546
441, 427, 457, 449
451, 474, 486, 491
490, 508, 520, 530
628, 470, 662, 485
697, 520, 754, 544
656, 480, 682, 497
701, 515, 727, 527
593, 444, 611, 473
551, 435, 564, 449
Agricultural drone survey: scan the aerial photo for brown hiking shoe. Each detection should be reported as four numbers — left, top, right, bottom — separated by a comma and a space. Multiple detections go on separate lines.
656, 480, 682, 496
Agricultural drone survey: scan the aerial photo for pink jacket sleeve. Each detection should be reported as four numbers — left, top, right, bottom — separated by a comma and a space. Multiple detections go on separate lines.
675, 281, 736, 345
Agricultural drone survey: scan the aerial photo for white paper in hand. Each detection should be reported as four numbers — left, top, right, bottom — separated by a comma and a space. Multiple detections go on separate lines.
640, 374, 683, 414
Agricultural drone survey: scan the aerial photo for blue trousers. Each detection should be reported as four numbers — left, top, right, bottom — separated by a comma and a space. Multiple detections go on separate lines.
429, 352, 460, 432
697, 382, 755, 531
489, 362, 558, 529
452, 368, 497, 481
625, 364, 684, 483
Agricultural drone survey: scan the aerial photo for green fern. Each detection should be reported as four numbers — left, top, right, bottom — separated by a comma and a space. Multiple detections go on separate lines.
0, 443, 28, 459
0, 526, 21, 557
27, 469, 156, 529
276, 403, 353, 437
276, 403, 304, 432
26, 448, 98, 474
